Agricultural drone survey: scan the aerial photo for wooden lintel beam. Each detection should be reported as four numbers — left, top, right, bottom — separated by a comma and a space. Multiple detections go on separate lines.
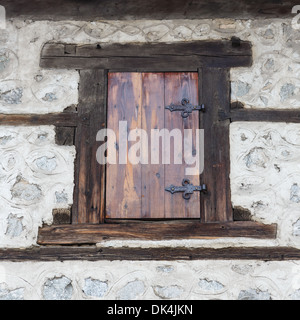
40, 40, 253, 70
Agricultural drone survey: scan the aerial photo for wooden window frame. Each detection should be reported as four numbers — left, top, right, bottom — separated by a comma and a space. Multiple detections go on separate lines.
4, 40, 279, 245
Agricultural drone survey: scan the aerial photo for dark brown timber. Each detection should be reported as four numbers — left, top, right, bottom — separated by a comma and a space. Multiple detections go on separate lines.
40, 41, 253, 70
2, 0, 298, 20
72, 69, 106, 224
55, 127, 75, 146
201, 68, 232, 222
220, 108, 300, 123
0, 112, 78, 126
37, 221, 277, 244
1, 246, 300, 262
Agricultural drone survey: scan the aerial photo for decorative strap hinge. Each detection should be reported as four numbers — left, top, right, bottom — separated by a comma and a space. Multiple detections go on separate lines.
165, 179, 207, 200
165, 98, 205, 118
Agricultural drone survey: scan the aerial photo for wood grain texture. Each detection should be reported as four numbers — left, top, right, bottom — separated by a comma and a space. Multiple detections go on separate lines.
73, 69, 106, 224
141, 73, 165, 218
55, 126, 75, 146
4, 245, 300, 262
89, 70, 107, 224
164, 73, 200, 218
201, 68, 232, 222
46, 41, 252, 58
40, 41, 253, 70
0, 113, 78, 126
37, 221, 277, 244
106, 73, 142, 219
3, 0, 297, 20
106, 72, 200, 219
220, 109, 300, 123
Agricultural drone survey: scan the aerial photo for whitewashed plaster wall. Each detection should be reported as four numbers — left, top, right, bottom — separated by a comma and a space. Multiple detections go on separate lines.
0, 18, 300, 300
1, 260, 300, 300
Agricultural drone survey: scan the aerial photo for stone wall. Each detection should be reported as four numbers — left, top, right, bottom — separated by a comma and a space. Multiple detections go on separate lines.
1, 260, 300, 300
0, 18, 300, 299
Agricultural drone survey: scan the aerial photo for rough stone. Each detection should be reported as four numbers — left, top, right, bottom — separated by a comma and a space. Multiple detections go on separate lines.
231, 80, 251, 98
35, 156, 57, 172
0, 283, 24, 300
293, 219, 300, 236
153, 285, 184, 299
43, 276, 73, 300
0, 51, 9, 73
37, 133, 48, 141
55, 191, 68, 203
259, 95, 268, 106
0, 135, 13, 145
280, 83, 295, 102
263, 28, 275, 39
198, 279, 224, 292
244, 147, 269, 169
83, 278, 108, 298
42, 92, 57, 102
117, 280, 145, 300
0, 87, 23, 104
6, 213, 23, 237
238, 289, 271, 300
156, 265, 174, 273
290, 183, 300, 203
11, 176, 42, 202
231, 264, 254, 275
263, 58, 275, 71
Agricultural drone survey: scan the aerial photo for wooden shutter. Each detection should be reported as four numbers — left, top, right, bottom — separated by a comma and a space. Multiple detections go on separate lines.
106, 72, 200, 219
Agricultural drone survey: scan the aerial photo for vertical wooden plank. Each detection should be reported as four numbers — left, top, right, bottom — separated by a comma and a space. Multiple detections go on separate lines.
164, 72, 200, 218
89, 69, 107, 224
73, 69, 105, 224
106, 72, 142, 219
201, 67, 232, 222
198, 68, 205, 221
73, 70, 93, 224
141, 72, 165, 218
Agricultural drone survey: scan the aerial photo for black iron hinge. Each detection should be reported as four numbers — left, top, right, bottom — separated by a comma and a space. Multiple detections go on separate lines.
165, 179, 207, 200
165, 98, 205, 118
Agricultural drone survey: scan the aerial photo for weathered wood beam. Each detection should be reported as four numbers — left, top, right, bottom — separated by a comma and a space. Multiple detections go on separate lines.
219, 109, 300, 123
201, 67, 232, 222
42, 41, 252, 58
72, 69, 106, 224
2, 0, 298, 20
40, 41, 253, 70
0, 112, 79, 127
1, 246, 299, 261
37, 221, 277, 245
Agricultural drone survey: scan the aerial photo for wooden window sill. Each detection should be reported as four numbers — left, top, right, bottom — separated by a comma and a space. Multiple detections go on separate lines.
37, 221, 277, 245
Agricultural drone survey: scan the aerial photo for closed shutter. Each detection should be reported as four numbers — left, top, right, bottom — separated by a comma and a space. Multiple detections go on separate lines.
106, 72, 201, 219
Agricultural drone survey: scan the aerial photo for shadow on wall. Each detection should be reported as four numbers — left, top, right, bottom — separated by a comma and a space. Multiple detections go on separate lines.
0, 6, 5, 30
